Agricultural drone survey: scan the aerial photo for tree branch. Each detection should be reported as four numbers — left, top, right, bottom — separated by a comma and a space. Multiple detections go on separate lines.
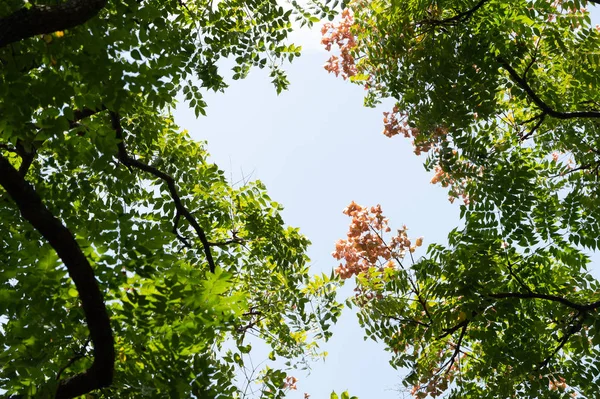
56, 337, 91, 384
0, 155, 114, 399
208, 237, 245, 247
443, 323, 468, 375
505, 258, 533, 293
438, 317, 470, 340
418, 0, 490, 26
498, 57, 600, 120
172, 211, 193, 249
488, 291, 600, 312
15, 140, 35, 176
109, 111, 217, 273
384, 314, 431, 328
539, 312, 584, 368
0, 0, 108, 48
0, 143, 17, 152
519, 113, 546, 141
70, 107, 104, 129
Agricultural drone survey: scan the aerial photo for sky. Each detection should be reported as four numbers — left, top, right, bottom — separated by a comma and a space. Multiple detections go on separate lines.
173, 24, 457, 399
173, 7, 600, 399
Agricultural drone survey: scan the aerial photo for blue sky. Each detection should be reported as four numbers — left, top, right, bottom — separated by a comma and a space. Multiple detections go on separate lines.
173, 7, 600, 399
173, 31, 457, 399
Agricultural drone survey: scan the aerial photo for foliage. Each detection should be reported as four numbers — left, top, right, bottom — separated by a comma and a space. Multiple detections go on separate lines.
327, 0, 600, 398
0, 1, 344, 398
330, 390, 358, 399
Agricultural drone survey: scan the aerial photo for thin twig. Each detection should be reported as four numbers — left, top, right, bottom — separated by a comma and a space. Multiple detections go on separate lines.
539, 313, 584, 368
443, 323, 468, 375
172, 212, 192, 248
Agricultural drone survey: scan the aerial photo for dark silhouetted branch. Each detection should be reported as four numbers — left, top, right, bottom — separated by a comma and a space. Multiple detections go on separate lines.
208, 237, 245, 247
384, 314, 431, 328
489, 291, 600, 312
519, 113, 546, 141
443, 323, 468, 374
438, 317, 470, 340
418, 0, 490, 26
0, 155, 114, 399
0, 0, 107, 48
109, 111, 217, 273
498, 57, 600, 120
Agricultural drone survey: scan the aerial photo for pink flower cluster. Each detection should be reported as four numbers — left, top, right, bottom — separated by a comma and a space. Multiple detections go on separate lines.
382, 107, 448, 156
430, 165, 471, 205
333, 202, 422, 279
321, 9, 358, 79
283, 376, 298, 390
382, 106, 476, 205
382, 106, 418, 138
548, 376, 568, 393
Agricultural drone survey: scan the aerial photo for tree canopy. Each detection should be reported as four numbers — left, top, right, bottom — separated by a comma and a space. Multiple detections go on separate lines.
325, 0, 600, 398
4, 0, 600, 398
0, 1, 343, 398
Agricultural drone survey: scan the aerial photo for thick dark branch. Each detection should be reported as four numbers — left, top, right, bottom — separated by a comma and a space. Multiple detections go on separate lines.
438, 317, 469, 339
440, 0, 489, 23
208, 237, 245, 247
15, 141, 35, 176
489, 291, 600, 312
419, 0, 490, 26
70, 107, 104, 129
0, 143, 17, 152
0, 0, 107, 48
109, 111, 217, 273
562, 161, 600, 176
17, 151, 34, 176
0, 155, 114, 399
498, 57, 600, 120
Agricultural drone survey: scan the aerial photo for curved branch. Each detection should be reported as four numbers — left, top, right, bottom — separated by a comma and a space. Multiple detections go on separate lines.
439, 0, 489, 23
519, 113, 546, 141
488, 291, 600, 312
0, 0, 107, 48
438, 317, 470, 339
443, 323, 467, 375
109, 111, 217, 273
497, 57, 600, 120
0, 155, 114, 398
540, 313, 584, 368
418, 0, 490, 26
208, 237, 245, 247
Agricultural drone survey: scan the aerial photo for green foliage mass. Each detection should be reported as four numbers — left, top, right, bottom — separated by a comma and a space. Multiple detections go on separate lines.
0, 1, 343, 398
332, 0, 600, 397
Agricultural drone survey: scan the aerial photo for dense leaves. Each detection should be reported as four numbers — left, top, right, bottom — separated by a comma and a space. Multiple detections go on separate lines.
327, 0, 600, 398
0, 1, 343, 397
